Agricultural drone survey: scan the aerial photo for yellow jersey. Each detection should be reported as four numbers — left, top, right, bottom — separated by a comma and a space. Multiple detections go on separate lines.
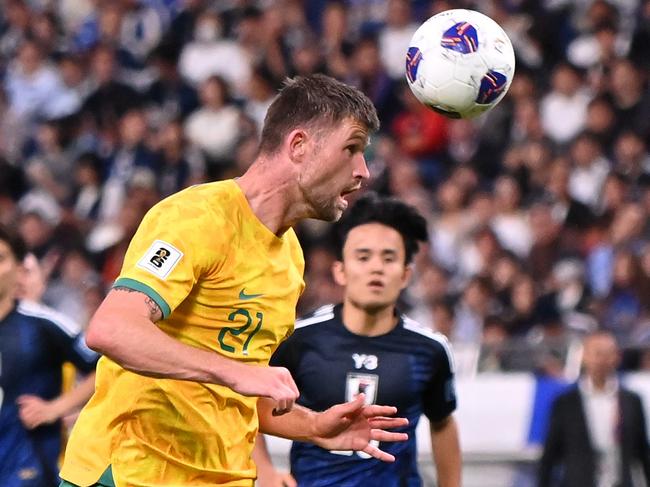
61, 180, 305, 487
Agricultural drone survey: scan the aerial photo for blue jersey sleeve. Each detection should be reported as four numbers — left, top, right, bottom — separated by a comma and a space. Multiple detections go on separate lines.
21, 301, 99, 373
269, 331, 301, 375
423, 341, 456, 422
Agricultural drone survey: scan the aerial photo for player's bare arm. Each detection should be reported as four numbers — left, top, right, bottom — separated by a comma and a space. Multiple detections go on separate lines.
430, 415, 462, 487
17, 372, 96, 429
257, 395, 409, 462
85, 288, 299, 410
252, 434, 297, 487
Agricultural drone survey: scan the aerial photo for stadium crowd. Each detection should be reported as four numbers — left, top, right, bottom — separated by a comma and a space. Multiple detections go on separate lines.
1, 0, 650, 376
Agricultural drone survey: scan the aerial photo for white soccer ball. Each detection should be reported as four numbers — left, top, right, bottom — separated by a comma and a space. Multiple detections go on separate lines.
405, 9, 516, 119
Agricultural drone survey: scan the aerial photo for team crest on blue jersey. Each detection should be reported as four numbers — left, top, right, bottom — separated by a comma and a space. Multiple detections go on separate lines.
441, 22, 479, 54
405, 47, 423, 83
345, 372, 378, 405
476, 70, 508, 104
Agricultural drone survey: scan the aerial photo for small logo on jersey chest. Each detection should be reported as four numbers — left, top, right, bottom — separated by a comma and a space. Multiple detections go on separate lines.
352, 353, 378, 370
137, 240, 183, 279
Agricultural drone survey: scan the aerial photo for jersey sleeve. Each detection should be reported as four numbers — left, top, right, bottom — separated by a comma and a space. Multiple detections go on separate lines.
269, 330, 301, 375
113, 197, 218, 319
39, 315, 99, 373
422, 340, 457, 423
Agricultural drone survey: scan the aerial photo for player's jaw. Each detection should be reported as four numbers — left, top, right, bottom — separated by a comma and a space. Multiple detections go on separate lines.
0, 243, 20, 305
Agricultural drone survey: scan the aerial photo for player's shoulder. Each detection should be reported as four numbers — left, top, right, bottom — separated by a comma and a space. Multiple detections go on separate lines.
294, 304, 337, 331
141, 180, 241, 240
153, 180, 237, 212
400, 314, 455, 363
17, 300, 82, 337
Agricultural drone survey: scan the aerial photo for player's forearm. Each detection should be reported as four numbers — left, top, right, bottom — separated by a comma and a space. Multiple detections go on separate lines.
51, 372, 96, 417
430, 415, 462, 487
86, 307, 242, 387
257, 397, 317, 442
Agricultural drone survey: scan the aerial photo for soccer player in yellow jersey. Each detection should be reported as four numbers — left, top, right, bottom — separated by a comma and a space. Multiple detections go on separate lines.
59, 74, 408, 487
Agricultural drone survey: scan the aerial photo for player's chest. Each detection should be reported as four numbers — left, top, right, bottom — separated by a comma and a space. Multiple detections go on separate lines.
0, 322, 50, 391
180, 251, 304, 361
297, 339, 433, 410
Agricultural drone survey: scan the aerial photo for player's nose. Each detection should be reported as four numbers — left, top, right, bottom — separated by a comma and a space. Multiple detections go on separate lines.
353, 153, 370, 181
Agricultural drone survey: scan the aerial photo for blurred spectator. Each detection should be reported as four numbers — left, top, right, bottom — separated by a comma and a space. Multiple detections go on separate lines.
155, 118, 204, 197
568, 132, 611, 210
99, 109, 158, 221
69, 152, 103, 224
490, 174, 532, 258
178, 9, 251, 89
81, 44, 141, 133
145, 41, 199, 127
528, 201, 566, 285
613, 130, 650, 181
540, 63, 592, 145
585, 96, 618, 153
600, 249, 646, 341
392, 83, 449, 184
0, 0, 31, 59
458, 226, 503, 280
453, 276, 496, 344
4, 39, 69, 121
379, 0, 418, 80
243, 66, 277, 134
548, 259, 595, 333
608, 58, 650, 135
347, 35, 400, 126
184, 75, 242, 177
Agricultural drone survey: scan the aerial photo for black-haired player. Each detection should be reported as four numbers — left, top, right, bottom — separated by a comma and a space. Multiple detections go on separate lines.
254, 192, 461, 487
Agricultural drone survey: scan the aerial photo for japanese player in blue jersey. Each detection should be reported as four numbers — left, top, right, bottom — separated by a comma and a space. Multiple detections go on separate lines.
0, 226, 99, 487
253, 193, 461, 487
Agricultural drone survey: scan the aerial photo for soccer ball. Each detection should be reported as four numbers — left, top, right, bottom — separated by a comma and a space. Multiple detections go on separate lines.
405, 9, 515, 119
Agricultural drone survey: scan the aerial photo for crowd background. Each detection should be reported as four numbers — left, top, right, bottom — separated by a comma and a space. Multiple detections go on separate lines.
1, 0, 650, 379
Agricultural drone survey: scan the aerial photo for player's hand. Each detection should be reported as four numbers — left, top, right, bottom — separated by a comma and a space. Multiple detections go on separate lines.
16, 395, 63, 429
256, 469, 297, 487
311, 394, 409, 462
230, 365, 299, 415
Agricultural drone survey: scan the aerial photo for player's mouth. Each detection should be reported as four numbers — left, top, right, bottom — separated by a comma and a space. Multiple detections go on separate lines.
367, 279, 385, 290
337, 186, 360, 209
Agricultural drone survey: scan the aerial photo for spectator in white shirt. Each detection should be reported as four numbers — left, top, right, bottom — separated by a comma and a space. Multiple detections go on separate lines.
184, 75, 241, 164
378, 0, 418, 79
568, 132, 611, 210
540, 63, 592, 145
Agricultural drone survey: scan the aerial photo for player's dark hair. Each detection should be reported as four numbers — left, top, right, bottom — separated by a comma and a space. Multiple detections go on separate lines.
0, 224, 27, 262
259, 74, 380, 155
335, 192, 428, 264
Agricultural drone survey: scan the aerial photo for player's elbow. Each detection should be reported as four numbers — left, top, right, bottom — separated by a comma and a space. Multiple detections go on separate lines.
85, 311, 118, 355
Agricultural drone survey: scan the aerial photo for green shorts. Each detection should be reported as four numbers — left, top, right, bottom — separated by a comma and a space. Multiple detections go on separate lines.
59, 466, 114, 487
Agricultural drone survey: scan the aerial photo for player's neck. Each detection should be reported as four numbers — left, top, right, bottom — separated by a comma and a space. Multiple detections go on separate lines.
0, 294, 15, 321
341, 300, 398, 337
236, 161, 307, 236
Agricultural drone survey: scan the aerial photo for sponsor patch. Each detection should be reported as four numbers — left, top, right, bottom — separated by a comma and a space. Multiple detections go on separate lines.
137, 240, 183, 279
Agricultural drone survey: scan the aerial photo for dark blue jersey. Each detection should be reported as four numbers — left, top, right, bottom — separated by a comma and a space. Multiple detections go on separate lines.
270, 304, 456, 487
0, 301, 99, 487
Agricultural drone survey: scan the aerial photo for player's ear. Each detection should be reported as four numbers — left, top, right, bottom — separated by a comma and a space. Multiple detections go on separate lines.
287, 129, 308, 162
332, 260, 347, 286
